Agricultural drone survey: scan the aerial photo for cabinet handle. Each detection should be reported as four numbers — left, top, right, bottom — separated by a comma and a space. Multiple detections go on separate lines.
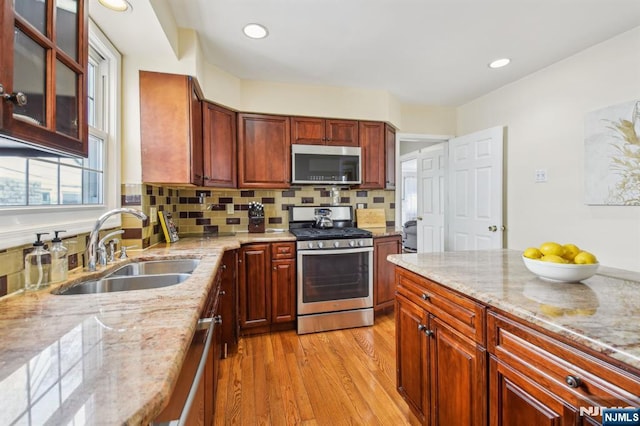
421, 293, 430, 301
565, 375, 582, 388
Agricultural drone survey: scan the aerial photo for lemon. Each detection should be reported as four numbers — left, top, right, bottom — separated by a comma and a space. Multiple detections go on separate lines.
574, 251, 597, 264
523, 247, 543, 259
562, 244, 580, 262
540, 254, 568, 263
539, 242, 565, 257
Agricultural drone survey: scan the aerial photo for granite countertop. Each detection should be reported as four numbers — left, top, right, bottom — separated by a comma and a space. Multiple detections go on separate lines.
366, 226, 402, 238
388, 249, 640, 373
0, 231, 294, 425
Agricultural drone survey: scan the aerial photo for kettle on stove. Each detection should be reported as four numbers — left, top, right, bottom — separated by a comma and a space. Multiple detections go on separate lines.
314, 208, 333, 229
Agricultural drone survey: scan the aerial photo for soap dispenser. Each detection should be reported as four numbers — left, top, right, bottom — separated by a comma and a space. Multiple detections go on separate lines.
50, 230, 68, 283
24, 233, 51, 290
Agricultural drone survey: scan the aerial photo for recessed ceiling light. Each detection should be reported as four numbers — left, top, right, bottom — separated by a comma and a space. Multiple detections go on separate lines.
488, 58, 511, 69
98, 0, 132, 12
243, 23, 269, 39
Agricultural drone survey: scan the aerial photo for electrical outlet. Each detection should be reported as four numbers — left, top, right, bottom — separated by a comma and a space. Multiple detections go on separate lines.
226, 203, 234, 214
150, 207, 158, 223
535, 169, 548, 183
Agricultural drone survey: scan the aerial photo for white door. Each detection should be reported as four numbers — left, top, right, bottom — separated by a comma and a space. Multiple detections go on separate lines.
417, 144, 446, 252
447, 126, 504, 250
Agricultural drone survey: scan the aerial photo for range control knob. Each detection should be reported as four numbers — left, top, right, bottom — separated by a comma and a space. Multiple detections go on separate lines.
349, 240, 356, 247
358, 240, 365, 247
333, 241, 340, 248
307, 242, 314, 249
318, 241, 324, 248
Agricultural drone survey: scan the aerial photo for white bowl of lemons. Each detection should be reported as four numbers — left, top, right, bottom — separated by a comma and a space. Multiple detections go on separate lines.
522, 242, 599, 283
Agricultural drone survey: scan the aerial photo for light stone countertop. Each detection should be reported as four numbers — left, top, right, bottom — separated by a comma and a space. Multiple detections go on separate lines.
387, 249, 640, 373
0, 231, 295, 425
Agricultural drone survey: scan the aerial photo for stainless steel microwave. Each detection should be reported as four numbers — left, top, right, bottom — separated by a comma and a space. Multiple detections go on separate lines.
291, 144, 362, 185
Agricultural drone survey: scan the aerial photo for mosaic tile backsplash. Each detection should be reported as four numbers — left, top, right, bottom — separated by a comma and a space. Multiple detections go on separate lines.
0, 183, 395, 298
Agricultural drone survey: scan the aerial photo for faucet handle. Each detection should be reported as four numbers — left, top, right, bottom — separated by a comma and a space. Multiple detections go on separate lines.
119, 245, 138, 260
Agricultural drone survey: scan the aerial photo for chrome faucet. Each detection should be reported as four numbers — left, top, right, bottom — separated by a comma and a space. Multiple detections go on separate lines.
86, 208, 147, 271
98, 229, 124, 266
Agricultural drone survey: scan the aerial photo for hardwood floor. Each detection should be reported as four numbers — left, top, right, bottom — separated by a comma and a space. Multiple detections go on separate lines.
214, 312, 420, 425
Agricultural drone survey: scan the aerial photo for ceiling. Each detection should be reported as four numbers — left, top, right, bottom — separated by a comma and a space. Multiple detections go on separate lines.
89, 0, 640, 107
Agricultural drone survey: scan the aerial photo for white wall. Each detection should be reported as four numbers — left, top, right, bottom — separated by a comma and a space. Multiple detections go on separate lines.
457, 26, 640, 271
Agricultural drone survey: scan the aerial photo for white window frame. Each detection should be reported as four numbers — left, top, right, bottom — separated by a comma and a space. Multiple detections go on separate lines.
0, 20, 122, 250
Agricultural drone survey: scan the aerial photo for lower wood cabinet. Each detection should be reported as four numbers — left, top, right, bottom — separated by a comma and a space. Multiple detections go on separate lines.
374, 235, 401, 315
219, 250, 238, 357
239, 242, 296, 335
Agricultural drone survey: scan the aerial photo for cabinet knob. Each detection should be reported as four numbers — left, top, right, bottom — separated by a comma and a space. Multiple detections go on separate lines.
418, 324, 426, 331
421, 293, 430, 301
0, 84, 28, 107
221, 264, 227, 270
273, 266, 277, 270
424, 329, 434, 337
220, 290, 226, 296
214, 315, 223, 325
565, 375, 582, 388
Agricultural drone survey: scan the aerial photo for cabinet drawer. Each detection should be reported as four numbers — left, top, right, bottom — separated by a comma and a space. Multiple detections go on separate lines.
272, 242, 295, 259
488, 311, 640, 412
395, 267, 485, 345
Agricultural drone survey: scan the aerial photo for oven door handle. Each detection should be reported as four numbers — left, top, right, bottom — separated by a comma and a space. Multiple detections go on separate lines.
298, 246, 373, 255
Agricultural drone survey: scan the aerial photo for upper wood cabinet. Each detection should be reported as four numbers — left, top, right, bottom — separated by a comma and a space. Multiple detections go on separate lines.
358, 121, 386, 189
203, 102, 237, 188
140, 71, 204, 185
0, 0, 88, 156
385, 124, 396, 189
291, 116, 359, 146
238, 113, 291, 188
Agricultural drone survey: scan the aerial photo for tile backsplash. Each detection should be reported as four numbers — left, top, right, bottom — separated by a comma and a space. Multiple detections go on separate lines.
0, 183, 395, 298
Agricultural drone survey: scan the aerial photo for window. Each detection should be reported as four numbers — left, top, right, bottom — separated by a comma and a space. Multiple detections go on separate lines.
0, 21, 121, 250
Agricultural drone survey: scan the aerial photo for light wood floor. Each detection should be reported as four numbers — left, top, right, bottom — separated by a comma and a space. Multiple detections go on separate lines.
214, 312, 420, 425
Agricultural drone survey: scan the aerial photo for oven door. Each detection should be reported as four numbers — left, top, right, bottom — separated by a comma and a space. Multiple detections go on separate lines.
297, 246, 373, 315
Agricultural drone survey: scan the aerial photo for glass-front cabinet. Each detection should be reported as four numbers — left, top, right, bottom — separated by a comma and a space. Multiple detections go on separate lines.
0, 0, 88, 157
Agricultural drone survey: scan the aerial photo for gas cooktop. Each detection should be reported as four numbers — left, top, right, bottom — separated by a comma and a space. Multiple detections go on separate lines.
289, 227, 372, 241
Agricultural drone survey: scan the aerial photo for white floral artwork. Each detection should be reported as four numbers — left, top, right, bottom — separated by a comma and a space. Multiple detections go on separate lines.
584, 100, 640, 205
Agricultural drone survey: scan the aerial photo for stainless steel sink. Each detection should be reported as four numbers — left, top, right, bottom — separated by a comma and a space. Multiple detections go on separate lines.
108, 259, 200, 277
56, 273, 191, 295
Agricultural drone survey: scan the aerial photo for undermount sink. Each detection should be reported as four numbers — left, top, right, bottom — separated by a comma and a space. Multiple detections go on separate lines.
55, 273, 191, 295
108, 259, 200, 277
54, 258, 200, 295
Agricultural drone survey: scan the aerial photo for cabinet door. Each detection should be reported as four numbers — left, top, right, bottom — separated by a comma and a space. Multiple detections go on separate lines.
238, 113, 291, 188
271, 258, 296, 323
325, 119, 359, 146
490, 357, 579, 426
291, 116, 324, 145
396, 294, 428, 423
374, 235, 401, 314
238, 244, 271, 329
219, 250, 238, 357
430, 316, 487, 426
1, 0, 88, 156
385, 124, 396, 189
203, 102, 237, 188
140, 71, 204, 185
358, 121, 385, 189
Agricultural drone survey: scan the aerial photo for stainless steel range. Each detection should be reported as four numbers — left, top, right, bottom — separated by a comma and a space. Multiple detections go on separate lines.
289, 206, 374, 334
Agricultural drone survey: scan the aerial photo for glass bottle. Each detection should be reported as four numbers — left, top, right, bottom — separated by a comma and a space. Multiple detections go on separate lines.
24, 233, 51, 290
50, 230, 68, 283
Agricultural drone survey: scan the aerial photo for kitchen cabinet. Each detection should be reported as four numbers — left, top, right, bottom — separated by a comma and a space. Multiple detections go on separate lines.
219, 250, 238, 357
0, 0, 88, 156
358, 121, 386, 189
488, 311, 640, 426
237, 113, 291, 188
238, 242, 296, 335
385, 124, 396, 189
155, 262, 223, 425
140, 71, 204, 185
203, 102, 237, 188
395, 267, 487, 425
291, 116, 359, 146
373, 235, 401, 315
